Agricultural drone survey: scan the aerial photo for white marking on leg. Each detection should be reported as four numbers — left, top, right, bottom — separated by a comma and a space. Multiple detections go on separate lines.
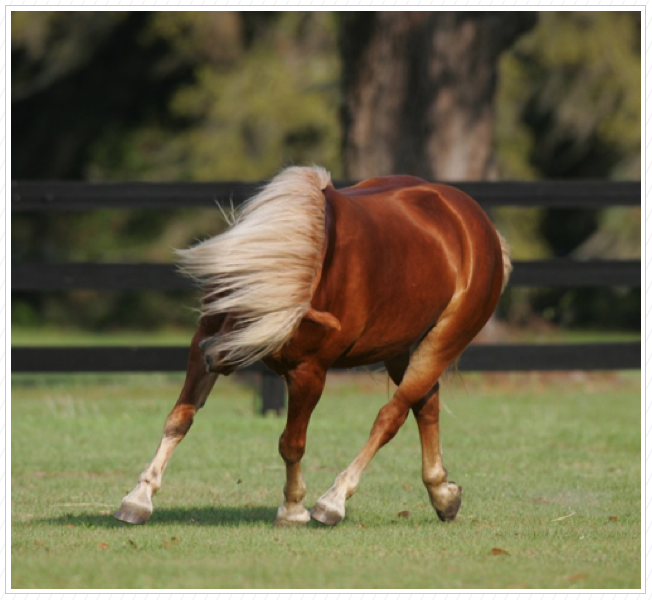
140, 435, 179, 493
116, 436, 179, 524
313, 457, 366, 525
275, 463, 311, 526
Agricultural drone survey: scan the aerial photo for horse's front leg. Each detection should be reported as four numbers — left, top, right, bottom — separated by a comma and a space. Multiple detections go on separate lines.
115, 324, 218, 524
274, 362, 326, 526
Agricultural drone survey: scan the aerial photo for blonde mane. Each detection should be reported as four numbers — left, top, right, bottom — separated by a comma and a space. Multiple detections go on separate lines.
177, 165, 331, 368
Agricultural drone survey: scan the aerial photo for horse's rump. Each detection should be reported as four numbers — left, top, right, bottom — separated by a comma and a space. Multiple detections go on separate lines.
177, 166, 331, 368
310, 180, 508, 365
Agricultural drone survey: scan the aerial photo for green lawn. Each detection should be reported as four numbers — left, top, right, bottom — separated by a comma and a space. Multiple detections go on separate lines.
11, 327, 194, 347
11, 371, 641, 589
11, 326, 640, 347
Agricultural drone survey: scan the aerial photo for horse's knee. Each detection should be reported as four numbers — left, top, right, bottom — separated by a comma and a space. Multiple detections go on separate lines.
279, 430, 306, 464
164, 405, 196, 439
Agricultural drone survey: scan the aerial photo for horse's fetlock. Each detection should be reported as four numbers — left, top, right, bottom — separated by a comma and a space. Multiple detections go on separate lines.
423, 466, 447, 488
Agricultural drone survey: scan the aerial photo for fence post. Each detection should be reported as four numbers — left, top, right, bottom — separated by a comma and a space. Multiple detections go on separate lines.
261, 371, 286, 415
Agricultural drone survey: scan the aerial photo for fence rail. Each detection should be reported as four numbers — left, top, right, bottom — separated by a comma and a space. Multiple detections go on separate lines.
12, 260, 641, 291
12, 180, 640, 210
11, 179, 642, 413
12, 342, 640, 374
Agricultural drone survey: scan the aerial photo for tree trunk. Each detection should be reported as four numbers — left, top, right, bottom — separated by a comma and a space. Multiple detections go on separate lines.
340, 11, 537, 180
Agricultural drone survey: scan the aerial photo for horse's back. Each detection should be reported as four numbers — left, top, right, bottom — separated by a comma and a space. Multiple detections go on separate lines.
331, 178, 500, 279
342, 178, 492, 234
339, 175, 429, 197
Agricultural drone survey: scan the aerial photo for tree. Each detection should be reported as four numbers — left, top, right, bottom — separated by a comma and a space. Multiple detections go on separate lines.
497, 11, 640, 181
339, 11, 537, 180
12, 11, 340, 181
11, 12, 196, 179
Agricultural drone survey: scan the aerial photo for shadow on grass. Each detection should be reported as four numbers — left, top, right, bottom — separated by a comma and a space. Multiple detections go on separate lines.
42, 505, 279, 529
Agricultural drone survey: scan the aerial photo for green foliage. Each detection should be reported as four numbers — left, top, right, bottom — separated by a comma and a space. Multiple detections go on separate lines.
493, 12, 640, 328
86, 12, 341, 181
12, 12, 128, 100
497, 11, 640, 180
495, 12, 641, 254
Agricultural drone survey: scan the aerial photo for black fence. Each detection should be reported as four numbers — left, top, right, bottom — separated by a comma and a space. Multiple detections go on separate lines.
11, 180, 641, 413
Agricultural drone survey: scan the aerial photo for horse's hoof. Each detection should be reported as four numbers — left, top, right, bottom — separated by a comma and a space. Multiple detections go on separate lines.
114, 499, 152, 525
311, 500, 344, 526
433, 482, 462, 522
274, 504, 311, 527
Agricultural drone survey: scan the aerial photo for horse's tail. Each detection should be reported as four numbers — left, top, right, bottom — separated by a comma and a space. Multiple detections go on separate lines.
177, 165, 331, 368
497, 230, 513, 292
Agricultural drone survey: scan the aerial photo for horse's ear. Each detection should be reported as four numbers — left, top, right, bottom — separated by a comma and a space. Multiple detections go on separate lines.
305, 307, 341, 331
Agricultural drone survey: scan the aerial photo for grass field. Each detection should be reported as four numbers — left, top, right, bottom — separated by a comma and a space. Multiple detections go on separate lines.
11, 325, 642, 347
11, 371, 641, 590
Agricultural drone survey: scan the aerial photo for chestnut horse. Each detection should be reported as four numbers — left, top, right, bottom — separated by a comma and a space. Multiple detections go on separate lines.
115, 166, 511, 527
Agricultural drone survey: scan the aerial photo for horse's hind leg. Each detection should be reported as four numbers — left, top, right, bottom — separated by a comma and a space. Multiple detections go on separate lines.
312, 317, 475, 526
274, 363, 326, 526
386, 353, 460, 521
115, 325, 217, 524
412, 383, 461, 521
311, 350, 438, 526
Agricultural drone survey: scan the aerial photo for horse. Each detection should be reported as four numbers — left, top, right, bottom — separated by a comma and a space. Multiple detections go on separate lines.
115, 165, 511, 527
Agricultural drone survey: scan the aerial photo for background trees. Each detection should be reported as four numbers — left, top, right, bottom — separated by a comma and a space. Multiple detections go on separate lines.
339, 12, 537, 180
11, 11, 641, 333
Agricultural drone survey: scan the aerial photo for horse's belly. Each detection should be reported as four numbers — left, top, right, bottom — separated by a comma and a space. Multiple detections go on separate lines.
334, 293, 451, 367
332, 338, 418, 368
